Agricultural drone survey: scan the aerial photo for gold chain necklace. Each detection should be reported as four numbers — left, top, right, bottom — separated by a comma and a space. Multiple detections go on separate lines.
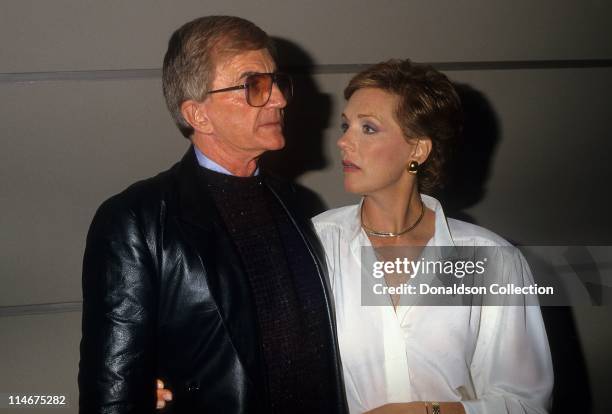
361, 200, 425, 238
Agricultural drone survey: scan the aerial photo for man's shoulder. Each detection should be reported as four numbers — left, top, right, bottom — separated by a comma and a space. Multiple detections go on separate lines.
93, 162, 180, 223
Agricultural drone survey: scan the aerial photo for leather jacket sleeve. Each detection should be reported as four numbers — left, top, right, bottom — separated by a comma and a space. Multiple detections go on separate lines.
78, 195, 157, 413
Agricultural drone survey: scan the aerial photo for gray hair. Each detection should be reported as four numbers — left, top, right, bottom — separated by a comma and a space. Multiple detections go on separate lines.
162, 16, 275, 138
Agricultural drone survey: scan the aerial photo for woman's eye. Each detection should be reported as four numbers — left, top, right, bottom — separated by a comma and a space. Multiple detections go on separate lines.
362, 124, 377, 134
340, 122, 349, 132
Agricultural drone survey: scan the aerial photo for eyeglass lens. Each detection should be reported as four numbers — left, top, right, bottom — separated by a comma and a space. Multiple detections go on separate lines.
246, 74, 292, 107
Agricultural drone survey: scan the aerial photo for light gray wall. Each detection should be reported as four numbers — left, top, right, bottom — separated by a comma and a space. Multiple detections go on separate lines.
1, 1, 611, 413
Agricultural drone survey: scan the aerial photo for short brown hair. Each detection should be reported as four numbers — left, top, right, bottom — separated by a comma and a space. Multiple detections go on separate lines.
344, 59, 463, 193
162, 16, 275, 138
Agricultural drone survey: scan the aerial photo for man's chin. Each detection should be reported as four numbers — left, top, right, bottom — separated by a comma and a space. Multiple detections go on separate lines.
260, 134, 285, 151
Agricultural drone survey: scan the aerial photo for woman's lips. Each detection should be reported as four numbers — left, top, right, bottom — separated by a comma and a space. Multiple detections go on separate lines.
342, 160, 360, 172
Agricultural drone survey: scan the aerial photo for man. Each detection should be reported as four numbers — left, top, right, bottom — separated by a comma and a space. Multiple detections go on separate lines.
78, 16, 347, 413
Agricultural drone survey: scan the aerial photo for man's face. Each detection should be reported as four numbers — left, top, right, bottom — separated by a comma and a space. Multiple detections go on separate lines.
202, 49, 287, 159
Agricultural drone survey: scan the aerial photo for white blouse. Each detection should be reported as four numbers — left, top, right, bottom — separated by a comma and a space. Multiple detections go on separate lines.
312, 195, 553, 414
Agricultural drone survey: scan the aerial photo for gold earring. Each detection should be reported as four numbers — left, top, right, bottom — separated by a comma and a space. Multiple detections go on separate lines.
408, 160, 419, 174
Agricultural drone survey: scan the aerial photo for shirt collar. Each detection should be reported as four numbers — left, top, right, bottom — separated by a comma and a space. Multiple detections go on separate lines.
421, 194, 454, 247
193, 144, 260, 176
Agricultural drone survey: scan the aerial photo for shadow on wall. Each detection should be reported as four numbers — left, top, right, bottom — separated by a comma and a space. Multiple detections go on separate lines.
542, 307, 593, 413
438, 82, 592, 414
523, 249, 594, 413
260, 37, 332, 218
434, 83, 500, 224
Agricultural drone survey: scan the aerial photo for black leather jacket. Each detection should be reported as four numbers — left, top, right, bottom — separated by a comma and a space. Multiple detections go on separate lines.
78, 148, 348, 413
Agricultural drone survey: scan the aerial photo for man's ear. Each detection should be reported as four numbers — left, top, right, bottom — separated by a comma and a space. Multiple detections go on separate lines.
180, 100, 213, 134
411, 137, 433, 164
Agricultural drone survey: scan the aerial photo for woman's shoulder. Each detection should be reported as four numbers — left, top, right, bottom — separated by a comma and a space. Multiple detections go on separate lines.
312, 204, 362, 248
312, 204, 360, 228
446, 217, 513, 247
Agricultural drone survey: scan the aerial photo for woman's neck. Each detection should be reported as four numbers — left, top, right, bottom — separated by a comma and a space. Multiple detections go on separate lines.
361, 184, 434, 246
362, 185, 421, 233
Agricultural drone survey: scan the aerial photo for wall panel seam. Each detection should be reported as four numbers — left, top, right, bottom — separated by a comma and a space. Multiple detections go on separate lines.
0, 301, 82, 317
1, 60, 611, 83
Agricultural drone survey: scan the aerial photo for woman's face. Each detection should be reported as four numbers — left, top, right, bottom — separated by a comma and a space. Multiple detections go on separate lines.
338, 87, 416, 196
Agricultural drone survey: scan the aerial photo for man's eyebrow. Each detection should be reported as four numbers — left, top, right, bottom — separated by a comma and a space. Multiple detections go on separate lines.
238, 71, 258, 80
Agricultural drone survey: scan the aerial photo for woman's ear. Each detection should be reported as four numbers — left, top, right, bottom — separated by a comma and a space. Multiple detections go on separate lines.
180, 100, 213, 134
411, 137, 433, 164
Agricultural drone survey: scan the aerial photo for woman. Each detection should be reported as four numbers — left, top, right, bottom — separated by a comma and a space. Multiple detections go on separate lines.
310, 60, 553, 414
158, 60, 553, 413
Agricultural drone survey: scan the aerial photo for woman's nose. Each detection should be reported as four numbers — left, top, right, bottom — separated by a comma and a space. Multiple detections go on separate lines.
337, 131, 352, 151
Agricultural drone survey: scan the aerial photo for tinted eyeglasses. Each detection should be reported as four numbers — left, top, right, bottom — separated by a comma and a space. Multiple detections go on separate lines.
207, 72, 293, 107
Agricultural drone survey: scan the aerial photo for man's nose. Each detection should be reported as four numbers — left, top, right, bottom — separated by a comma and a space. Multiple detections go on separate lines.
267, 83, 288, 108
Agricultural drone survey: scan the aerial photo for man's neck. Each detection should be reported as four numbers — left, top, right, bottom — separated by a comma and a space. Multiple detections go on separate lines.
192, 139, 259, 177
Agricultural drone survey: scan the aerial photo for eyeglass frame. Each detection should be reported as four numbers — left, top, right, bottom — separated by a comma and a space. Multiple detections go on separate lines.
206, 72, 293, 107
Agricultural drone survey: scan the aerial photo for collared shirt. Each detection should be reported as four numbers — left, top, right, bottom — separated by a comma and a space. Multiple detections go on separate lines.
312, 194, 553, 414
193, 145, 260, 176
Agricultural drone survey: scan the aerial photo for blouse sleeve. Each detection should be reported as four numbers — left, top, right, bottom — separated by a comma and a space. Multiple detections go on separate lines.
462, 249, 554, 414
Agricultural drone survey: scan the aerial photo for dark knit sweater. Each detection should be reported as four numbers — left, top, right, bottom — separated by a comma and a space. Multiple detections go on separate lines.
198, 168, 335, 413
